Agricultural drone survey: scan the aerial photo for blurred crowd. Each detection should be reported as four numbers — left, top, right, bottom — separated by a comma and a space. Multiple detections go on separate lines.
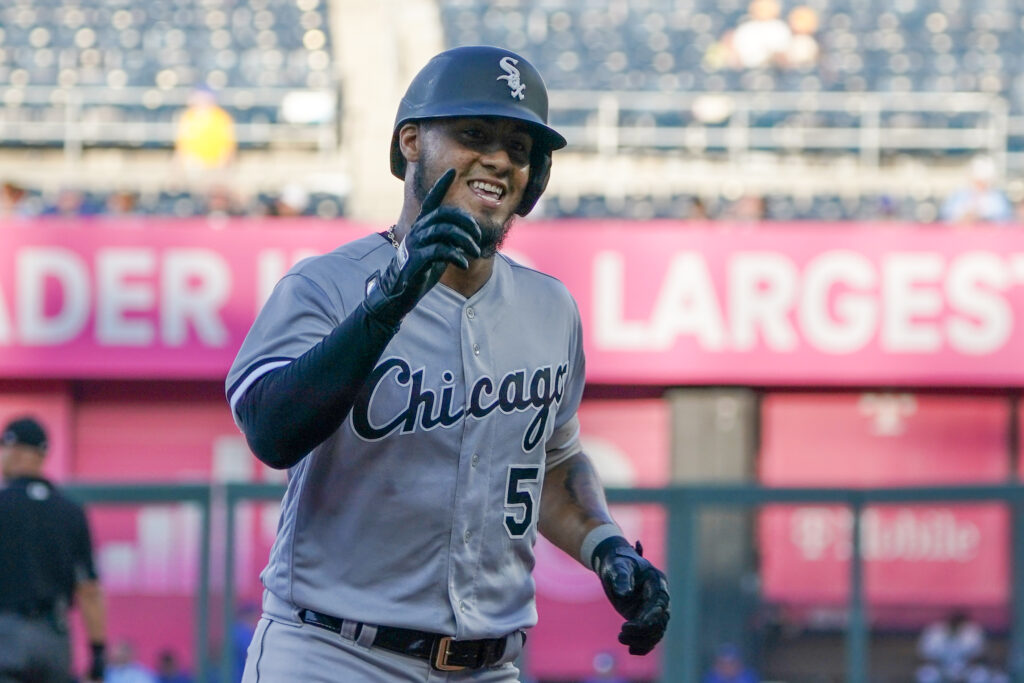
3, 153, 1019, 226
0, 180, 345, 223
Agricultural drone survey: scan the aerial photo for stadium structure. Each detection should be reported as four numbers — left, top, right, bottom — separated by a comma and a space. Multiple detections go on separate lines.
2, 2, 1024, 683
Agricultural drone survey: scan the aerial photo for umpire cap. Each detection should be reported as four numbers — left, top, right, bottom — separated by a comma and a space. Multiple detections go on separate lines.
390, 45, 567, 216
1, 417, 48, 453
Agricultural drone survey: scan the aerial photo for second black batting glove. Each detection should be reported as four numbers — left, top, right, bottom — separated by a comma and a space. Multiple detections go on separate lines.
362, 168, 481, 328
592, 537, 671, 656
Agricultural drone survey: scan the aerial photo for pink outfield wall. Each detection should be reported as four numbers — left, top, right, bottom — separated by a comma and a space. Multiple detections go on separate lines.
1, 219, 1020, 677
0, 388, 668, 680
2, 218, 1024, 386
759, 393, 1011, 609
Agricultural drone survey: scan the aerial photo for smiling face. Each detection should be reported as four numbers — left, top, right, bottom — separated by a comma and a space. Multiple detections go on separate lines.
403, 116, 535, 257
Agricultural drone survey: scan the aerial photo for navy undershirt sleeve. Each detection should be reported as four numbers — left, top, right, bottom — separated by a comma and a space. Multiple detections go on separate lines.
235, 302, 398, 469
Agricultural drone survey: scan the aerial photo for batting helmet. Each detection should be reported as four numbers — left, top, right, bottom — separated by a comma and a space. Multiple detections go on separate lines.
390, 45, 567, 216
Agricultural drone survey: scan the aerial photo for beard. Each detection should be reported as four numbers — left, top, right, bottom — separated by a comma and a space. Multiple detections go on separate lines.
413, 159, 516, 259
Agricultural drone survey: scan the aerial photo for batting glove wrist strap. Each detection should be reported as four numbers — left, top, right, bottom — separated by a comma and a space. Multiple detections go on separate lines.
363, 168, 481, 327
581, 524, 625, 569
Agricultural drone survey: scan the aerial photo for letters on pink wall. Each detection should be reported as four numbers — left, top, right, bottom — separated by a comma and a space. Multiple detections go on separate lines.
758, 393, 1010, 609
2, 220, 1024, 386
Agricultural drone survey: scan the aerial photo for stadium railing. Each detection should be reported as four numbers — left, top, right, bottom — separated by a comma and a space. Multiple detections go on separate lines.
64, 481, 1024, 683
0, 86, 338, 154
549, 90, 1009, 167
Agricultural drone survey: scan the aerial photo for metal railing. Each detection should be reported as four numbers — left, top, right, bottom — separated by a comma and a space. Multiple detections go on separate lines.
65, 484, 214, 683
549, 90, 1010, 171
0, 86, 339, 156
64, 481, 1024, 683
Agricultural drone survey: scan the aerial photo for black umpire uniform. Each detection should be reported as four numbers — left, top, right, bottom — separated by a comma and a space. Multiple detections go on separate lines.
0, 417, 106, 683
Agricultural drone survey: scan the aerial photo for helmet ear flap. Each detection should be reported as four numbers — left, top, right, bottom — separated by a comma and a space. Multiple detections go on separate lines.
516, 148, 551, 216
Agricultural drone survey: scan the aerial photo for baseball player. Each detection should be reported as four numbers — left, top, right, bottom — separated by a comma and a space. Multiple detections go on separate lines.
226, 45, 670, 681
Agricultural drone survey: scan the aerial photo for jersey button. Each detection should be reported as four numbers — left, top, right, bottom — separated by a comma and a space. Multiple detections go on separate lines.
466, 307, 476, 319
459, 600, 467, 612
473, 344, 480, 356
464, 530, 472, 543
471, 454, 479, 467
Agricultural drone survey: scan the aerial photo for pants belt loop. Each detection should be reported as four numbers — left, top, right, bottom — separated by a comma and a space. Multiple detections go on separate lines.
354, 622, 377, 648
339, 619, 359, 641
495, 631, 525, 666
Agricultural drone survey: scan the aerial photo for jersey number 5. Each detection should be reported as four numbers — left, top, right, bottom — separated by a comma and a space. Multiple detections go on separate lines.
504, 465, 540, 539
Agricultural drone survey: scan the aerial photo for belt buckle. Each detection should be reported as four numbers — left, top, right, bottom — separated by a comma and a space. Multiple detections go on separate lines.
432, 636, 467, 672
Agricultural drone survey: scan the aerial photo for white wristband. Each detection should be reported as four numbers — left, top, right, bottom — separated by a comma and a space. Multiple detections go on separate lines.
579, 523, 624, 570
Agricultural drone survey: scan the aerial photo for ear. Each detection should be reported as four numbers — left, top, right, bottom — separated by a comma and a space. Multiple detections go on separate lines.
397, 122, 422, 167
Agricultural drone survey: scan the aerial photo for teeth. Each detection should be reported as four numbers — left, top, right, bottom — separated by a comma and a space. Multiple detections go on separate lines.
470, 180, 503, 197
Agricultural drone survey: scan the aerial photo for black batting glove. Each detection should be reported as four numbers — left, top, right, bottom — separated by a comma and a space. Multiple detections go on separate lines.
362, 168, 481, 328
592, 537, 671, 656
87, 642, 106, 682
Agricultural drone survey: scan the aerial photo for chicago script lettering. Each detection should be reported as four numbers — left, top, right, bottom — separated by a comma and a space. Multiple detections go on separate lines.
351, 357, 568, 452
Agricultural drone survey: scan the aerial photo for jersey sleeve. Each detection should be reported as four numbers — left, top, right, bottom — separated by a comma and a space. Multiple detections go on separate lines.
226, 270, 347, 421
545, 298, 586, 470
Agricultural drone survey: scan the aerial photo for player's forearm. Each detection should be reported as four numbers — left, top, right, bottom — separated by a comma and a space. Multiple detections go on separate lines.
237, 303, 399, 468
538, 452, 617, 566
76, 579, 107, 645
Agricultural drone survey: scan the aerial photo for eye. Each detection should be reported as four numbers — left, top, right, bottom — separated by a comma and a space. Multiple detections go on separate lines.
509, 139, 531, 163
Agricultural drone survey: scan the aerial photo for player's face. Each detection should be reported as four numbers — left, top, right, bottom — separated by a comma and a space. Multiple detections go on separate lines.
414, 117, 534, 257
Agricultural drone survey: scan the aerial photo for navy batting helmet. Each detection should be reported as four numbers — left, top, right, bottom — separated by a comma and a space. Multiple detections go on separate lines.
390, 45, 567, 216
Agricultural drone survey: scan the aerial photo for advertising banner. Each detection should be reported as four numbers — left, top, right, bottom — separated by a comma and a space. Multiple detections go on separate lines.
758, 393, 1010, 607
2, 220, 1024, 386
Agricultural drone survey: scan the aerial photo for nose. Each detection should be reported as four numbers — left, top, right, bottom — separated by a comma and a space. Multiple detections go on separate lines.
479, 143, 514, 173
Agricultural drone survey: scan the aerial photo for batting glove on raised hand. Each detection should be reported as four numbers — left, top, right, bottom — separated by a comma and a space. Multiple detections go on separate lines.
592, 537, 671, 655
363, 168, 481, 328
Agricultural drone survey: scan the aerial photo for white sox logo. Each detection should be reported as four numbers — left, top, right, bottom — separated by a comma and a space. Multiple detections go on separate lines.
352, 358, 568, 452
497, 56, 526, 100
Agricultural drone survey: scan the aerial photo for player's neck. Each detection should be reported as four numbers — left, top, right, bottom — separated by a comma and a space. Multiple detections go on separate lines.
439, 256, 493, 299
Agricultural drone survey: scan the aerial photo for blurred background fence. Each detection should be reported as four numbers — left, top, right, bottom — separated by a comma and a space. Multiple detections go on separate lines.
62, 481, 1024, 683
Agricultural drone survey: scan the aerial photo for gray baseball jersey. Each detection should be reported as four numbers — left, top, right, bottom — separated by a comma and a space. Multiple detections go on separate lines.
227, 232, 586, 640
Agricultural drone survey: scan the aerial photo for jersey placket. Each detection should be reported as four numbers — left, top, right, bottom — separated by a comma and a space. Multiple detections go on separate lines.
446, 294, 495, 639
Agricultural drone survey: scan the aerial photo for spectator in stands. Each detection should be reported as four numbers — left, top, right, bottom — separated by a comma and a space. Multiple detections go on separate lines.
154, 649, 193, 683
42, 188, 93, 217
232, 601, 260, 681
703, 643, 758, 683
0, 181, 32, 220
783, 6, 820, 70
581, 651, 629, 683
689, 196, 712, 220
204, 185, 245, 226
270, 183, 310, 217
874, 195, 903, 222
724, 194, 767, 222
914, 610, 989, 683
106, 190, 139, 216
174, 86, 237, 172
106, 639, 158, 683
940, 157, 1013, 225
724, 0, 793, 70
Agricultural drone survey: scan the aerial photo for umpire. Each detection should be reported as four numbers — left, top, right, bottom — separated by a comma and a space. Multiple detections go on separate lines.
0, 417, 107, 683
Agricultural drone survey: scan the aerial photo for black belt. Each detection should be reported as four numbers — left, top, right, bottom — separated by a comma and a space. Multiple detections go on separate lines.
299, 609, 510, 671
